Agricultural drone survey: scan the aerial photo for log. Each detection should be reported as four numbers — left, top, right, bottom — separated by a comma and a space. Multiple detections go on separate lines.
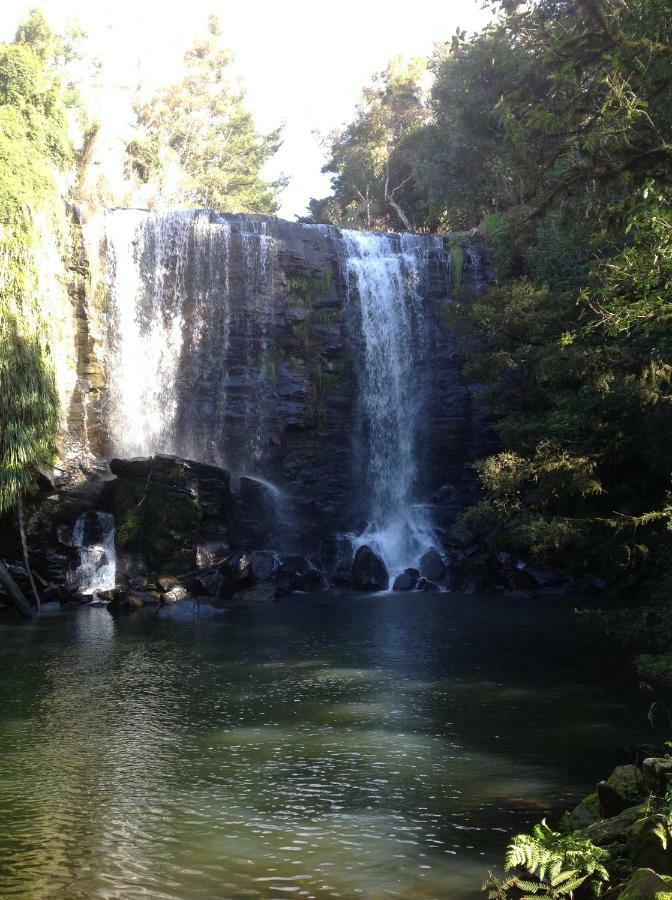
0, 561, 34, 619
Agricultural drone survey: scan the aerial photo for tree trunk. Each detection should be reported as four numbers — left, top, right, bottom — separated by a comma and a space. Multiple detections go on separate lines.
17, 497, 40, 613
0, 561, 34, 620
387, 196, 414, 233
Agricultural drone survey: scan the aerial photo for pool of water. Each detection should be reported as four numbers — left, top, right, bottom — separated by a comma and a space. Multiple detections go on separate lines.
0, 592, 657, 899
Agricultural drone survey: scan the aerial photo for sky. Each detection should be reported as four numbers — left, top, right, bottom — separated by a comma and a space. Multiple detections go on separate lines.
1, 0, 493, 219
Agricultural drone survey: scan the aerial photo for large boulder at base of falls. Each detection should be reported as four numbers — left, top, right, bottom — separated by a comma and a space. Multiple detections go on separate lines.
419, 547, 446, 582
110, 454, 235, 576
351, 545, 388, 592
392, 572, 415, 591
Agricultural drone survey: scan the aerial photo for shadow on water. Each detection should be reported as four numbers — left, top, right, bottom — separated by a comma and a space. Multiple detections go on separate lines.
0, 593, 661, 899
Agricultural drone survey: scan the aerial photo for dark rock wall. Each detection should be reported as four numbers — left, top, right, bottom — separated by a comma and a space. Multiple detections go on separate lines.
65, 213, 493, 551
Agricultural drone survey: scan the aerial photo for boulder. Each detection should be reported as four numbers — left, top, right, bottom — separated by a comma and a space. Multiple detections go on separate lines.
569, 792, 601, 829
163, 585, 188, 603
111, 455, 234, 575
195, 572, 227, 597
119, 590, 144, 612
642, 758, 672, 797
598, 764, 642, 817
247, 550, 278, 582
351, 545, 388, 592
333, 537, 355, 585
418, 578, 441, 592
156, 574, 182, 593
618, 868, 672, 900
584, 803, 649, 846
627, 815, 672, 875
419, 547, 445, 581
393, 572, 415, 591
232, 584, 277, 603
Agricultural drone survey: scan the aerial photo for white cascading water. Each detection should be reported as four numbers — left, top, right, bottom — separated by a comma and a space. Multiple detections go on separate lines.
343, 230, 442, 578
70, 512, 116, 595
103, 209, 191, 457
100, 210, 278, 468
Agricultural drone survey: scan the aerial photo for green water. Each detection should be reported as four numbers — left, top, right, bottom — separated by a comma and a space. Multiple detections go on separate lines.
0, 593, 656, 899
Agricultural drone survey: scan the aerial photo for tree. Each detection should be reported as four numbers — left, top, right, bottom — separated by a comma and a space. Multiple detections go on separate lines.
0, 11, 75, 612
127, 16, 284, 213
309, 57, 429, 231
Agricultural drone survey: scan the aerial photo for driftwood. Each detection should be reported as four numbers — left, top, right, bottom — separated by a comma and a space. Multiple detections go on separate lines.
0, 561, 34, 619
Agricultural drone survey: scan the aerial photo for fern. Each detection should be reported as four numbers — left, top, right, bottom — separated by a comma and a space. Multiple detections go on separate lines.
483, 820, 609, 899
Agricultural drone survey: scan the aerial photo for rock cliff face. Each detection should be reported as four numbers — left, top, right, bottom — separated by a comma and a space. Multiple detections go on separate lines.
71, 211, 492, 552
11, 211, 493, 594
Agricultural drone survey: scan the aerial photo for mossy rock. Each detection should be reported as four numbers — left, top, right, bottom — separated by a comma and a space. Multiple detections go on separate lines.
570, 791, 602, 829
583, 803, 649, 846
599, 765, 643, 817
618, 867, 672, 899
627, 815, 672, 875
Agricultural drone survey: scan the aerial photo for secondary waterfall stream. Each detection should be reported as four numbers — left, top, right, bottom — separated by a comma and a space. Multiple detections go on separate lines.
343, 230, 441, 575
98, 210, 452, 574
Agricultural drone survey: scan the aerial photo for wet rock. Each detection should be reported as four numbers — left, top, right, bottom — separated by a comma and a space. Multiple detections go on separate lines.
618, 868, 672, 900
164, 585, 188, 603
236, 477, 278, 543
418, 578, 440, 592
119, 590, 144, 612
156, 574, 182, 593
598, 764, 641, 817
275, 554, 324, 592
393, 572, 415, 591
195, 572, 226, 597
333, 537, 355, 585
642, 757, 672, 797
351, 545, 388, 592
232, 583, 277, 603
111, 455, 234, 575
247, 550, 278, 582
419, 547, 445, 581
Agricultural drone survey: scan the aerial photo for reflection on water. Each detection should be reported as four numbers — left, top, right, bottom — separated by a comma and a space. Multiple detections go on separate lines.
0, 594, 657, 899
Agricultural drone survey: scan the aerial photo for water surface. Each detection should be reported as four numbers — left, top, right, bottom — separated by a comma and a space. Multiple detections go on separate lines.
0, 592, 655, 898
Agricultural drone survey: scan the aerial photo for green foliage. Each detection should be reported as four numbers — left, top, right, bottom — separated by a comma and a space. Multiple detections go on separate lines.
306, 57, 429, 231
450, 243, 464, 290
483, 820, 610, 899
0, 13, 73, 514
129, 16, 283, 213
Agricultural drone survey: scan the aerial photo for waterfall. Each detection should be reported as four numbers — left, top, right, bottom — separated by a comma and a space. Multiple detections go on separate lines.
103, 209, 191, 457
70, 512, 116, 595
98, 211, 454, 575
342, 231, 442, 576
100, 210, 278, 469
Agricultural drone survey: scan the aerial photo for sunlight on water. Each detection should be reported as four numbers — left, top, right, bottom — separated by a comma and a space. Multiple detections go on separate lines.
0, 595, 657, 899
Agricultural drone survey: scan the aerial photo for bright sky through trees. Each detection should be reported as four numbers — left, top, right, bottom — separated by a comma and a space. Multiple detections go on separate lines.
0, 0, 491, 218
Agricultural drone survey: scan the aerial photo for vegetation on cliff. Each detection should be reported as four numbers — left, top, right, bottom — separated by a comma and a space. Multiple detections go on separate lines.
0, 11, 73, 515
310, 0, 672, 597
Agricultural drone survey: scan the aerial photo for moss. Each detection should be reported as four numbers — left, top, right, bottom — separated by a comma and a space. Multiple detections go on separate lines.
262, 349, 286, 384
449, 242, 464, 289
312, 307, 341, 325
286, 265, 334, 308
